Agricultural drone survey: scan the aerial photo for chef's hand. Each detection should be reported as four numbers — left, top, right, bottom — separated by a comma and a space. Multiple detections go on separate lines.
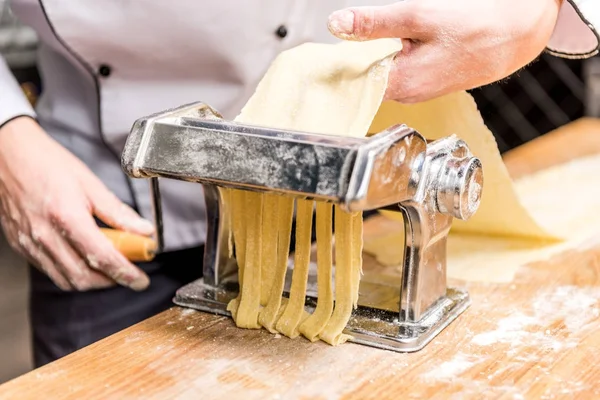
0, 117, 154, 291
328, 0, 562, 103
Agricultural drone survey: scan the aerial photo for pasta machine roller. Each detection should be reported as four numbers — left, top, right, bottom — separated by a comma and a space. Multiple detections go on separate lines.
121, 102, 483, 352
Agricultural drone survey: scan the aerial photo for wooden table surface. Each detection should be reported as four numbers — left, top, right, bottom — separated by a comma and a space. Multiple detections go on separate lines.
2, 119, 600, 400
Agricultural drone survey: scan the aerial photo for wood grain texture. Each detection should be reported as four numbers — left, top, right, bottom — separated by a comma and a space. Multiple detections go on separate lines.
2, 118, 600, 400
503, 117, 600, 179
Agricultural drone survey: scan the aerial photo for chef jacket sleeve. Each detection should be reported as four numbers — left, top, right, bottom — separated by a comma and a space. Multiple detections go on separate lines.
547, 0, 600, 58
0, 56, 36, 129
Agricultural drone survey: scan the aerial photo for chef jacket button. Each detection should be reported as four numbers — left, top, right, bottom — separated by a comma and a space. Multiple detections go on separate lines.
98, 64, 112, 77
275, 25, 288, 39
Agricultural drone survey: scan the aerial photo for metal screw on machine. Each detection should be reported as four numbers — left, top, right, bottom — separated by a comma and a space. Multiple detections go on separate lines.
433, 139, 483, 221
121, 101, 484, 352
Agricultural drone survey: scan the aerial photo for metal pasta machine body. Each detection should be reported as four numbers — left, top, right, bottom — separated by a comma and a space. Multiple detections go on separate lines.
121, 102, 483, 352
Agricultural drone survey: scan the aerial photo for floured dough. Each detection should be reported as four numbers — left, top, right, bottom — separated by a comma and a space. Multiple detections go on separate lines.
298, 203, 334, 341
221, 35, 587, 344
225, 39, 400, 344
364, 154, 600, 283
370, 96, 560, 241
275, 199, 313, 338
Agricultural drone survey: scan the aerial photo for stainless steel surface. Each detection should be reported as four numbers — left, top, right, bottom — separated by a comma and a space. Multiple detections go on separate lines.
174, 280, 469, 353
346, 288, 470, 352
124, 101, 483, 352
149, 177, 164, 253
394, 135, 483, 323
122, 102, 427, 212
202, 185, 238, 287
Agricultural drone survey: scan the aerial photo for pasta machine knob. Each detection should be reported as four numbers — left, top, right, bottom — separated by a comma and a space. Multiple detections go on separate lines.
435, 155, 483, 220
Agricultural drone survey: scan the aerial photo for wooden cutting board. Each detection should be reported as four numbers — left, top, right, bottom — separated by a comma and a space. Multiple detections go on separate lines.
2, 119, 600, 400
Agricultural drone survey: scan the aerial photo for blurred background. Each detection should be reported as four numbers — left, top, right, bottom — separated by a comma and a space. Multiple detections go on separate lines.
1, 0, 599, 384
0, 0, 37, 384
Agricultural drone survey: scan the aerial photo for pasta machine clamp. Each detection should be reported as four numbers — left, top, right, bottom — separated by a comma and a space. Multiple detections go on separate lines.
121, 102, 483, 352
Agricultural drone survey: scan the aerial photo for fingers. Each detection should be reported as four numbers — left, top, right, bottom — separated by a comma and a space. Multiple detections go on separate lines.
12, 229, 74, 291
83, 175, 154, 236
328, 0, 442, 103
4, 210, 143, 291
0, 203, 73, 291
51, 208, 150, 291
382, 42, 458, 103
36, 226, 116, 291
328, 3, 431, 41
2, 215, 116, 291
383, 49, 425, 103
31, 253, 73, 292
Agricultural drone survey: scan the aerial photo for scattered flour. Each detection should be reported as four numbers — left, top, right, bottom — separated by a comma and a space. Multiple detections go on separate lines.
180, 308, 197, 316
412, 285, 600, 398
472, 285, 600, 350
421, 352, 479, 381
532, 286, 600, 332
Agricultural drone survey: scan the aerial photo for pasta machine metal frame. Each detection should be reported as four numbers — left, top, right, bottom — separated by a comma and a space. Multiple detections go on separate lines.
121, 102, 483, 352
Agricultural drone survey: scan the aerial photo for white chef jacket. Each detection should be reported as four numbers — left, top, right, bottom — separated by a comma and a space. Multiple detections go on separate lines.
0, 0, 598, 252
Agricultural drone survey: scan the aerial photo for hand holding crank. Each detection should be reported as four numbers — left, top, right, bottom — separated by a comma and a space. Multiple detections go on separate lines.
0, 117, 154, 291
328, 0, 563, 103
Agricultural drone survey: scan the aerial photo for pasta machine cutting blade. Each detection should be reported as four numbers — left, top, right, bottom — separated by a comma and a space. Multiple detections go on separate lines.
121, 102, 483, 352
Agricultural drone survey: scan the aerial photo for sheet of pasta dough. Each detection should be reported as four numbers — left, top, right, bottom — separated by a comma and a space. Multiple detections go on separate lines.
239, 37, 558, 241
363, 154, 600, 283
369, 96, 562, 241
235, 39, 398, 136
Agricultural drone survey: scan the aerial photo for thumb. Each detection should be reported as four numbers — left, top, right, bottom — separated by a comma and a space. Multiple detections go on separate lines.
327, 3, 428, 41
83, 175, 155, 236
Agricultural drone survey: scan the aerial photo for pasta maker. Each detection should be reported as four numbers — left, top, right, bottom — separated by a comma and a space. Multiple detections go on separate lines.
121, 102, 483, 352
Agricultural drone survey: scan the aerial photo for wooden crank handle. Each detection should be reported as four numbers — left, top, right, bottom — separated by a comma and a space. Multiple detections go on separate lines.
99, 228, 157, 262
